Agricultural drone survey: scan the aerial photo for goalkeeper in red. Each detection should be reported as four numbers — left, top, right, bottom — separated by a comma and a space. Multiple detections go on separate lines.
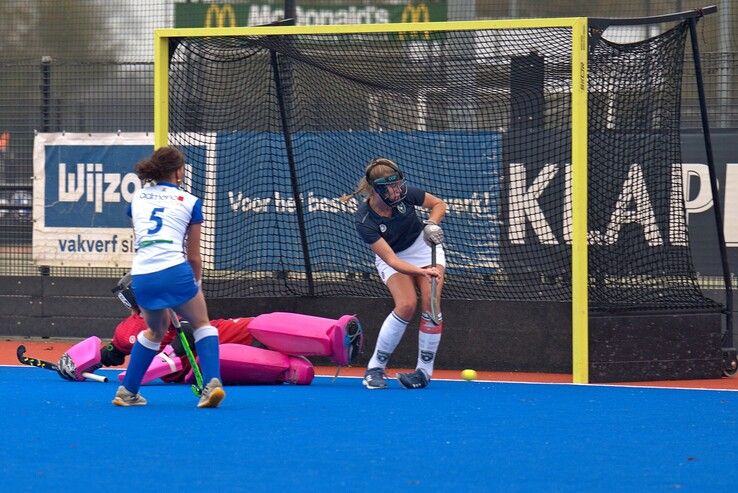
57, 274, 363, 386
344, 158, 446, 389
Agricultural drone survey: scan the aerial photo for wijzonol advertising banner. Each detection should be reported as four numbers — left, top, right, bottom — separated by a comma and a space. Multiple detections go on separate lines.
32, 133, 212, 268
33, 133, 152, 267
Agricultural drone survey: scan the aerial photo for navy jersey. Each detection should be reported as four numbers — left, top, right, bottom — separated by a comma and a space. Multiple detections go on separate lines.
355, 185, 425, 253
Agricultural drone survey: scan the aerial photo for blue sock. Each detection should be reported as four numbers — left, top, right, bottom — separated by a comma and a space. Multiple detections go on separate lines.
123, 333, 159, 394
194, 327, 220, 382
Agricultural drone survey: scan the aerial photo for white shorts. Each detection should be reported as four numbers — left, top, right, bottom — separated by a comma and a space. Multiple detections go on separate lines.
375, 232, 446, 285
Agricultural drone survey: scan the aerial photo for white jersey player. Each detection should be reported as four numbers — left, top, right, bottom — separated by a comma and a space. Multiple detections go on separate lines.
129, 181, 203, 276
112, 145, 225, 408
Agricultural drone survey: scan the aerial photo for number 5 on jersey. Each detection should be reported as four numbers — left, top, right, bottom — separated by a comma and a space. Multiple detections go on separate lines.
147, 207, 165, 234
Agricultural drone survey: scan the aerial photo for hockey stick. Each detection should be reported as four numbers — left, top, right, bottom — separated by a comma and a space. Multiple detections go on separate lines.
430, 243, 441, 324
169, 310, 204, 396
16, 345, 108, 383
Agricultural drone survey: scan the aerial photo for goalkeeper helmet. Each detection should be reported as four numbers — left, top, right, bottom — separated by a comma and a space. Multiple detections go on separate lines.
365, 158, 407, 207
112, 273, 138, 311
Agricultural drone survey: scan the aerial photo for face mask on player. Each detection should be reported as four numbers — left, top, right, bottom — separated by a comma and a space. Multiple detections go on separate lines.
371, 172, 407, 207
112, 274, 138, 311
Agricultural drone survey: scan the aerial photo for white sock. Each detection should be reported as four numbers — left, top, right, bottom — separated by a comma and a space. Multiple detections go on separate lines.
368, 311, 410, 370
417, 312, 443, 378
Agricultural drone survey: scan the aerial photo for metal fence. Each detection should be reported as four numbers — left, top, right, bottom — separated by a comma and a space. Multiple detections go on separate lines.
0, 0, 735, 279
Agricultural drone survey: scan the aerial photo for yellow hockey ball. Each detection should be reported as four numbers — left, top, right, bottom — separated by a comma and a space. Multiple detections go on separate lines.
461, 369, 477, 381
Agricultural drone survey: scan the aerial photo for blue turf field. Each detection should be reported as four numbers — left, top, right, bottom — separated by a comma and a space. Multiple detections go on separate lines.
1, 366, 737, 492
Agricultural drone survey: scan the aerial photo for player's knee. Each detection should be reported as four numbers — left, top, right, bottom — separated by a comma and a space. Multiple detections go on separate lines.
142, 311, 171, 339
394, 301, 416, 320
180, 310, 209, 330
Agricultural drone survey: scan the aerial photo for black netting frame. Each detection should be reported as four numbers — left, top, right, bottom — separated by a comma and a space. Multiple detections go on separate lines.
165, 21, 721, 314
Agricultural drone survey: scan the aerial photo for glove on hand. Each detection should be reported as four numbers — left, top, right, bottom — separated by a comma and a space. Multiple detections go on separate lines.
57, 352, 78, 381
422, 220, 444, 246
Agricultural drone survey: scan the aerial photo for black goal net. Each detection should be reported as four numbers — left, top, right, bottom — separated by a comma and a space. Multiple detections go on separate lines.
166, 19, 720, 313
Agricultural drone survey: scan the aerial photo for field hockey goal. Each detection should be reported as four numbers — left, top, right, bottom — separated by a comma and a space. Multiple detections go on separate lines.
154, 6, 733, 382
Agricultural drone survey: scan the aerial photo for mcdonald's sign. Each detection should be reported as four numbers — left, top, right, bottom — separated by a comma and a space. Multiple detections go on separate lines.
174, 1, 446, 29
399, 1, 431, 41
205, 3, 237, 28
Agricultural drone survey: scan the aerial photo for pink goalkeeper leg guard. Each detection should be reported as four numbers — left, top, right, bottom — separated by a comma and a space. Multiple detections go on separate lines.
218, 343, 314, 385
248, 312, 363, 366
66, 336, 102, 381
117, 345, 184, 385
285, 355, 315, 385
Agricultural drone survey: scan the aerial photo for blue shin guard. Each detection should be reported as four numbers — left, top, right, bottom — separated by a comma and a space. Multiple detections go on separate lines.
123, 333, 160, 394
194, 326, 220, 382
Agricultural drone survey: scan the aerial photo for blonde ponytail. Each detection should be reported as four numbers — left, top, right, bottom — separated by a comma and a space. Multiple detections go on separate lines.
340, 176, 373, 203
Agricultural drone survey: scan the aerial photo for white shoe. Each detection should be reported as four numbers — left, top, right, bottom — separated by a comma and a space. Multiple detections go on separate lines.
197, 378, 226, 408
112, 385, 147, 406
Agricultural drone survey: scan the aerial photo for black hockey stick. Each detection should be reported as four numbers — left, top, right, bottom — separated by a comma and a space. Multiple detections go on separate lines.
16, 345, 108, 383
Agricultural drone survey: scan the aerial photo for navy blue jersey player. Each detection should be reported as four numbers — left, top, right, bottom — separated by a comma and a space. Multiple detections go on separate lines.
113, 146, 225, 408
346, 158, 447, 389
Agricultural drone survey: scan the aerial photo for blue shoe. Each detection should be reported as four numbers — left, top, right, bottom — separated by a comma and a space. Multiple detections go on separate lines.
362, 367, 387, 390
397, 369, 429, 389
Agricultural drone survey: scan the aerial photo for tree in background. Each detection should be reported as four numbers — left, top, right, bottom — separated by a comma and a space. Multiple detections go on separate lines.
0, 1, 119, 178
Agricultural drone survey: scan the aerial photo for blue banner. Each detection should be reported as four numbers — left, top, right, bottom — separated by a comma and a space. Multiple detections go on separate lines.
211, 130, 502, 273
43, 144, 151, 228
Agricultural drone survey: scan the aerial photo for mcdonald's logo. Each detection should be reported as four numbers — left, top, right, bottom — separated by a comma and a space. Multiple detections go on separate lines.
205, 3, 237, 28
400, 2, 431, 41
